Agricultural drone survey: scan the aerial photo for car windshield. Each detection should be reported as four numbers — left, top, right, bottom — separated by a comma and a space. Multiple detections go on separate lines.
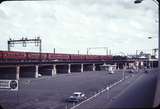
73, 93, 79, 97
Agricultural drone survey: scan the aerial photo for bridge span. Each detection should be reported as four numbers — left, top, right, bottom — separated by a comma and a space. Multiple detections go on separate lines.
0, 60, 136, 80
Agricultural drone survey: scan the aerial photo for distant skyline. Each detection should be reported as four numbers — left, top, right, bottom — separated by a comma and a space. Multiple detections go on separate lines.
0, 0, 158, 55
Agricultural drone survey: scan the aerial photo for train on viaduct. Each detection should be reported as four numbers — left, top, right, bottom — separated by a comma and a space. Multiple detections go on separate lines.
0, 50, 113, 62
0, 50, 156, 80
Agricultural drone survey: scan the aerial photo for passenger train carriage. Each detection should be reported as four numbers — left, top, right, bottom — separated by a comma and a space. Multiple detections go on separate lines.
0, 50, 114, 62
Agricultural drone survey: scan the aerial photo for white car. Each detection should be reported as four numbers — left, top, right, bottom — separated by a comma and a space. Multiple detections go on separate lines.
66, 92, 86, 102
38, 74, 42, 77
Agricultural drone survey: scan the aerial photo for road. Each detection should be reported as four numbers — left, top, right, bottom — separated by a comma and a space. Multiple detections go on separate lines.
71, 69, 158, 109
0, 70, 137, 109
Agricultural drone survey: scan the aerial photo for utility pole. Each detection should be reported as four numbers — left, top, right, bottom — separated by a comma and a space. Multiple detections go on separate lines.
53, 48, 55, 54
152, 48, 158, 58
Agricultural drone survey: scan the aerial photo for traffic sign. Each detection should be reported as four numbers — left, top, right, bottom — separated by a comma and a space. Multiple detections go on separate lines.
0, 80, 18, 91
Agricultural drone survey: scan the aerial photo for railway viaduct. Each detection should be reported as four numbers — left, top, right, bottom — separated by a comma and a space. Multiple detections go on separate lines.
0, 59, 156, 80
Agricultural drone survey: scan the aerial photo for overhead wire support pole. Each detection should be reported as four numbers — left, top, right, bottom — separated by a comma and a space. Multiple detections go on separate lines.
39, 38, 42, 61
7, 40, 10, 51
7, 37, 42, 61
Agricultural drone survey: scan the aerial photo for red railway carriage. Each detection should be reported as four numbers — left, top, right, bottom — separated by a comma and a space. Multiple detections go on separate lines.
0, 50, 113, 62
93, 55, 101, 60
70, 54, 86, 60
41, 53, 48, 60
99, 55, 113, 60
48, 53, 70, 60
105, 55, 113, 60
2, 51, 26, 60
0, 51, 3, 59
85, 55, 100, 60
27, 52, 40, 60
26, 52, 48, 60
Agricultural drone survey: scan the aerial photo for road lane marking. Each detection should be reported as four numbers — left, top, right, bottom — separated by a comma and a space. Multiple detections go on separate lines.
106, 73, 144, 105
70, 73, 141, 109
70, 78, 126, 109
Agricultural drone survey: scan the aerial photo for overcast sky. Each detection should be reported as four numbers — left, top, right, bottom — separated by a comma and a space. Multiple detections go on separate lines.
0, 0, 158, 55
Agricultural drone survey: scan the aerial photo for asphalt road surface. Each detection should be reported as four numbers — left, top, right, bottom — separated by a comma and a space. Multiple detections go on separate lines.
71, 69, 158, 109
0, 70, 138, 109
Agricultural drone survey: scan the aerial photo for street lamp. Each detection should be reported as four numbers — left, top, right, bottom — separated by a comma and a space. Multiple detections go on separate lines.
134, 0, 159, 5
134, 0, 143, 4
148, 36, 153, 39
134, 0, 160, 107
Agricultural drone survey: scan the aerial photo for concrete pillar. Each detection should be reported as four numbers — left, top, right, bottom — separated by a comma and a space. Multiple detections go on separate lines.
16, 66, 20, 80
52, 64, 57, 76
140, 61, 144, 69
114, 64, 116, 71
35, 65, 39, 78
149, 61, 151, 68
68, 64, 71, 74
81, 64, 84, 72
144, 61, 146, 68
151, 61, 153, 69
115, 63, 117, 69
93, 64, 96, 71
123, 64, 124, 70
117, 63, 119, 70
124, 63, 127, 70
126, 63, 128, 69
136, 61, 139, 69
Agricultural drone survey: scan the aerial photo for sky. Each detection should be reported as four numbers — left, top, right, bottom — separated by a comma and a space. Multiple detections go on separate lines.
0, 0, 158, 55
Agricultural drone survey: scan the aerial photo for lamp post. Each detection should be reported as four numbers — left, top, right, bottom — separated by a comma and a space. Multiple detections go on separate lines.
134, 0, 160, 107
135, 0, 159, 5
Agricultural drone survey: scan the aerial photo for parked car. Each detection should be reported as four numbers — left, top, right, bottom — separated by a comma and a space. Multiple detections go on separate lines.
38, 74, 42, 77
66, 92, 86, 103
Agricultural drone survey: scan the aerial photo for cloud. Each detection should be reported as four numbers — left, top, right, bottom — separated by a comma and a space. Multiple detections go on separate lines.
0, 0, 158, 55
